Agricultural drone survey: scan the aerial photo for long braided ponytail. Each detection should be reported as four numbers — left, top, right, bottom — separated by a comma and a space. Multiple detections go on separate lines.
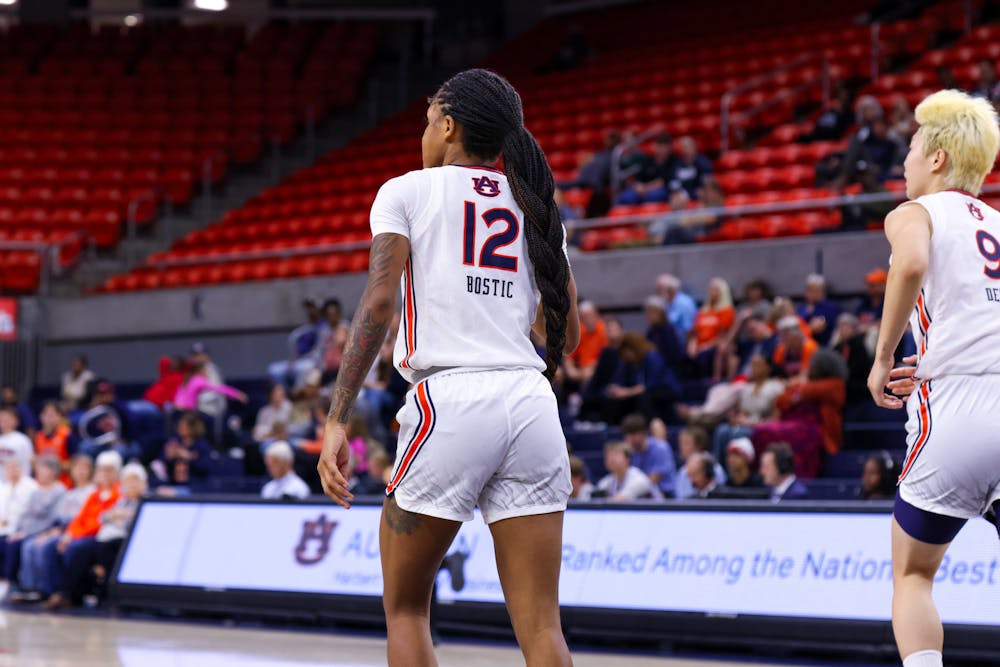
433, 69, 570, 380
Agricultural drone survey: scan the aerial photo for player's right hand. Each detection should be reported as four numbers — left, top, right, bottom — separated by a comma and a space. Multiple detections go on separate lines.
318, 422, 355, 509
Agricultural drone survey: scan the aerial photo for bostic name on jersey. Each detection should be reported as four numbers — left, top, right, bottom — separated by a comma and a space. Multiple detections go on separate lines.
467, 275, 515, 298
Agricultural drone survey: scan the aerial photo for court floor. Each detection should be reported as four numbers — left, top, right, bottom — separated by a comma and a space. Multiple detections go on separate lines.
0, 611, 846, 667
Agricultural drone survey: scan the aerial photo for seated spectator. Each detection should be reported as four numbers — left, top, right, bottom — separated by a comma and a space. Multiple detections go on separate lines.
889, 95, 916, 141
44, 460, 145, 611
188, 343, 228, 418
563, 301, 609, 387
970, 59, 1000, 102
772, 315, 818, 380
754, 349, 847, 479
34, 402, 71, 480
267, 298, 324, 389
77, 406, 142, 463
622, 413, 676, 497
595, 441, 662, 501
317, 299, 349, 385
616, 132, 676, 205
261, 441, 310, 500
656, 273, 697, 339
354, 316, 402, 445
60, 355, 95, 413
689, 277, 736, 378
173, 361, 248, 412
738, 278, 774, 321
2, 457, 64, 588
356, 449, 391, 495
856, 268, 886, 331
603, 332, 678, 424
288, 369, 323, 438
579, 318, 625, 422
1, 386, 37, 437
830, 313, 873, 403
12, 454, 94, 604
840, 116, 904, 186
800, 86, 854, 142
675, 426, 727, 499
0, 460, 39, 575
860, 452, 897, 501
729, 313, 780, 379
657, 176, 728, 245
41, 450, 121, 610
253, 384, 293, 444
0, 407, 33, 474
840, 160, 896, 230
684, 452, 719, 498
143, 356, 187, 409
559, 130, 621, 217
672, 136, 713, 200
797, 274, 840, 346
569, 455, 594, 501
761, 442, 808, 502
675, 381, 743, 430
712, 354, 785, 457
643, 296, 684, 370
723, 438, 763, 489
151, 412, 212, 486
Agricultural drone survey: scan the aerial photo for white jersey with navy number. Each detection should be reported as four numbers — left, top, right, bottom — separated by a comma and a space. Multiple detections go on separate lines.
902, 190, 1000, 380
369, 164, 551, 383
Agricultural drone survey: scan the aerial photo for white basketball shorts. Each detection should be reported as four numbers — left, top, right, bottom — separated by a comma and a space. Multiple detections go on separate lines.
898, 374, 1000, 519
386, 367, 571, 524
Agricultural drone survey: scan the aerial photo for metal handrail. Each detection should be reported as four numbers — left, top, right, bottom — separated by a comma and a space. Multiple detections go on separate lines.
71, 7, 436, 21
720, 52, 830, 153
0, 231, 87, 295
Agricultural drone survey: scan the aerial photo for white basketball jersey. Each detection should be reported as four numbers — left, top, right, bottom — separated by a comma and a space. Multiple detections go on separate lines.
369, 164, 552, 383
904, 190, 1000, 379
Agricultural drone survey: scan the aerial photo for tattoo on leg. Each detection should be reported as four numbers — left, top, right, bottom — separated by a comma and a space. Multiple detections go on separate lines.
384, 496, 421, 535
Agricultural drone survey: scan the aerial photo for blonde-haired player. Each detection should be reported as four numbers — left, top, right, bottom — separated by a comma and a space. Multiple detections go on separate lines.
868, 89, 1000, 667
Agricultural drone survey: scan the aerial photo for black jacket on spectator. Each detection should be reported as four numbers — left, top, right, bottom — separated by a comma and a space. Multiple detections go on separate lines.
835, 333, 873, 403
646, 323, 684, 370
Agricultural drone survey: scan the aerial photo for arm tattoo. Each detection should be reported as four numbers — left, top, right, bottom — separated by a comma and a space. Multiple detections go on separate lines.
328, 234, 406, 424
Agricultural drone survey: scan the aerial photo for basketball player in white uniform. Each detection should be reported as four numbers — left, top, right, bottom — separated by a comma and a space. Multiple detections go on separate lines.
317, 69, 579, 667
868, 89, 1000, 667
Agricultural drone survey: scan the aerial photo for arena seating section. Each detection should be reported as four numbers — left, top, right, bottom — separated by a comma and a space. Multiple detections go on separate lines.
0, 20, 377, 293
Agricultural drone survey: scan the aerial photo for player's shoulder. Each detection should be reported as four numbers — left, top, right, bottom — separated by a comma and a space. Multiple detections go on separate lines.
378, 168, 434, 194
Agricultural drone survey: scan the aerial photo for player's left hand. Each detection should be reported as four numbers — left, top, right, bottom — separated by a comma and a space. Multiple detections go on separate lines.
318, 422, 355, 509
868, 354, 904, 409
886, 354, 919, 399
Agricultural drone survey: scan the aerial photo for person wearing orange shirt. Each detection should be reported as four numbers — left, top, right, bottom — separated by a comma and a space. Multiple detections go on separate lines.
41, 450, 121, 611
772, 316, 819, 380
34, 402, 71, 485
688, 277, 736, 378
563, 301, 608, 385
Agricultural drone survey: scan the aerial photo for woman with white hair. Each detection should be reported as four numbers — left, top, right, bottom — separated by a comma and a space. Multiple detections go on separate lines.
688, 277, 735, 378
866, 89, 1000, 667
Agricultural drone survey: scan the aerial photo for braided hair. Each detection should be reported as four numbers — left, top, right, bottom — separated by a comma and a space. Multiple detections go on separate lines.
433, 69, 570, 380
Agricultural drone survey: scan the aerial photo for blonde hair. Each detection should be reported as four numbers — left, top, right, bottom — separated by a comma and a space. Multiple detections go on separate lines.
702, 277, 734, 312
914, 89, 1000, 195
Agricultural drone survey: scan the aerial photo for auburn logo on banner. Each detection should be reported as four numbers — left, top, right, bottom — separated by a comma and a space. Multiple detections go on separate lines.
0, 298, 16, 341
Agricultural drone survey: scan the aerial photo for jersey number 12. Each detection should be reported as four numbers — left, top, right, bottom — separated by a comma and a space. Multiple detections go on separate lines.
463, 202, 520, 272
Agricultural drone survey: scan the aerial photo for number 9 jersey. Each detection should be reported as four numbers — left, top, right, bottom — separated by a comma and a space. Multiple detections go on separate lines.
369, 164, 563, 384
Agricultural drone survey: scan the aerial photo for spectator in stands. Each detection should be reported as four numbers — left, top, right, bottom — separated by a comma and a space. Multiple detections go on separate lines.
675, 426, 726, 499
772, 315, 818, 380
800, 85, 854, 142
656, 273, 697, 338
267, 298, 324, 389
2, 387, 37, 437
187, 343, 227, 418
890, 95, 917, 142
971, 59, 1000, 102
261, 441, 310, 500
563, 301, 609, 387
689, 277, 735, 378
603, 332, 678, 424
41, 450, 121, 610
595, 441, 662, 501
77, 406, 142, 463
0, 460, 38, 575
839, 115, 904, 187
568, 455, 594, 501
60, 355, 95, 412
252, 384, 293, 444
537, 23, 591, 74
728, 313, 780, 379
0, 407, 33, 475
684, 452, 719, 498
356, 449, 391, 495
317, 299, 349, 384
860, 451, 897, 500
797, 274, 840, 346
656, 176, 728, 245
621, 413, 676, 497
152, 412, 211, 486
12, 454, 93, 604
723, 438, 763, 489
559, 130, 621, 217
672, 136, 713, 201
643, 296, 684, 371
830, 313, 873, 403
616, 132, 676, 205
287, 369, 323, 438
713, 353, 785, 457
856, 268, 887, 330
739, 279, 774, 320
45, 460, 144, 611
34, 402, 70, 482
142, 356, 187, 409
354, 319, 401, 445
2, 457, 64, 588
173, 361, 248, 413
579, 318, 625, 422
840, 159, 896, 229
761, 442, 808, 502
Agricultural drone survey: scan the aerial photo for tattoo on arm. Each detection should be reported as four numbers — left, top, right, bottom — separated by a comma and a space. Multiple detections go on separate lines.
327, 233, 408, 424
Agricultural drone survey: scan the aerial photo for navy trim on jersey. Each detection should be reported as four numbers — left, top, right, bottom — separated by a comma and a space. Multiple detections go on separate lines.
451, 164, 504, 174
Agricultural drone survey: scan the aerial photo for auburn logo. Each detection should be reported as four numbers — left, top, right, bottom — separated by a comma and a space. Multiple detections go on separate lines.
968, 202, 984, 221
294, 514, 338, 565
472, 176, 501, 198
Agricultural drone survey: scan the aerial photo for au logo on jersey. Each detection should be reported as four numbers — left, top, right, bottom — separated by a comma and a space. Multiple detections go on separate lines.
294, 514, 338, 565
968, 202, 984, 221
472, 175, 501, 198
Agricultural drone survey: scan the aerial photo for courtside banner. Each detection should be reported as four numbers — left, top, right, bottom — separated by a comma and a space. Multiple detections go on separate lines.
116, 500, 1000, 625
0, 298, 17, 341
